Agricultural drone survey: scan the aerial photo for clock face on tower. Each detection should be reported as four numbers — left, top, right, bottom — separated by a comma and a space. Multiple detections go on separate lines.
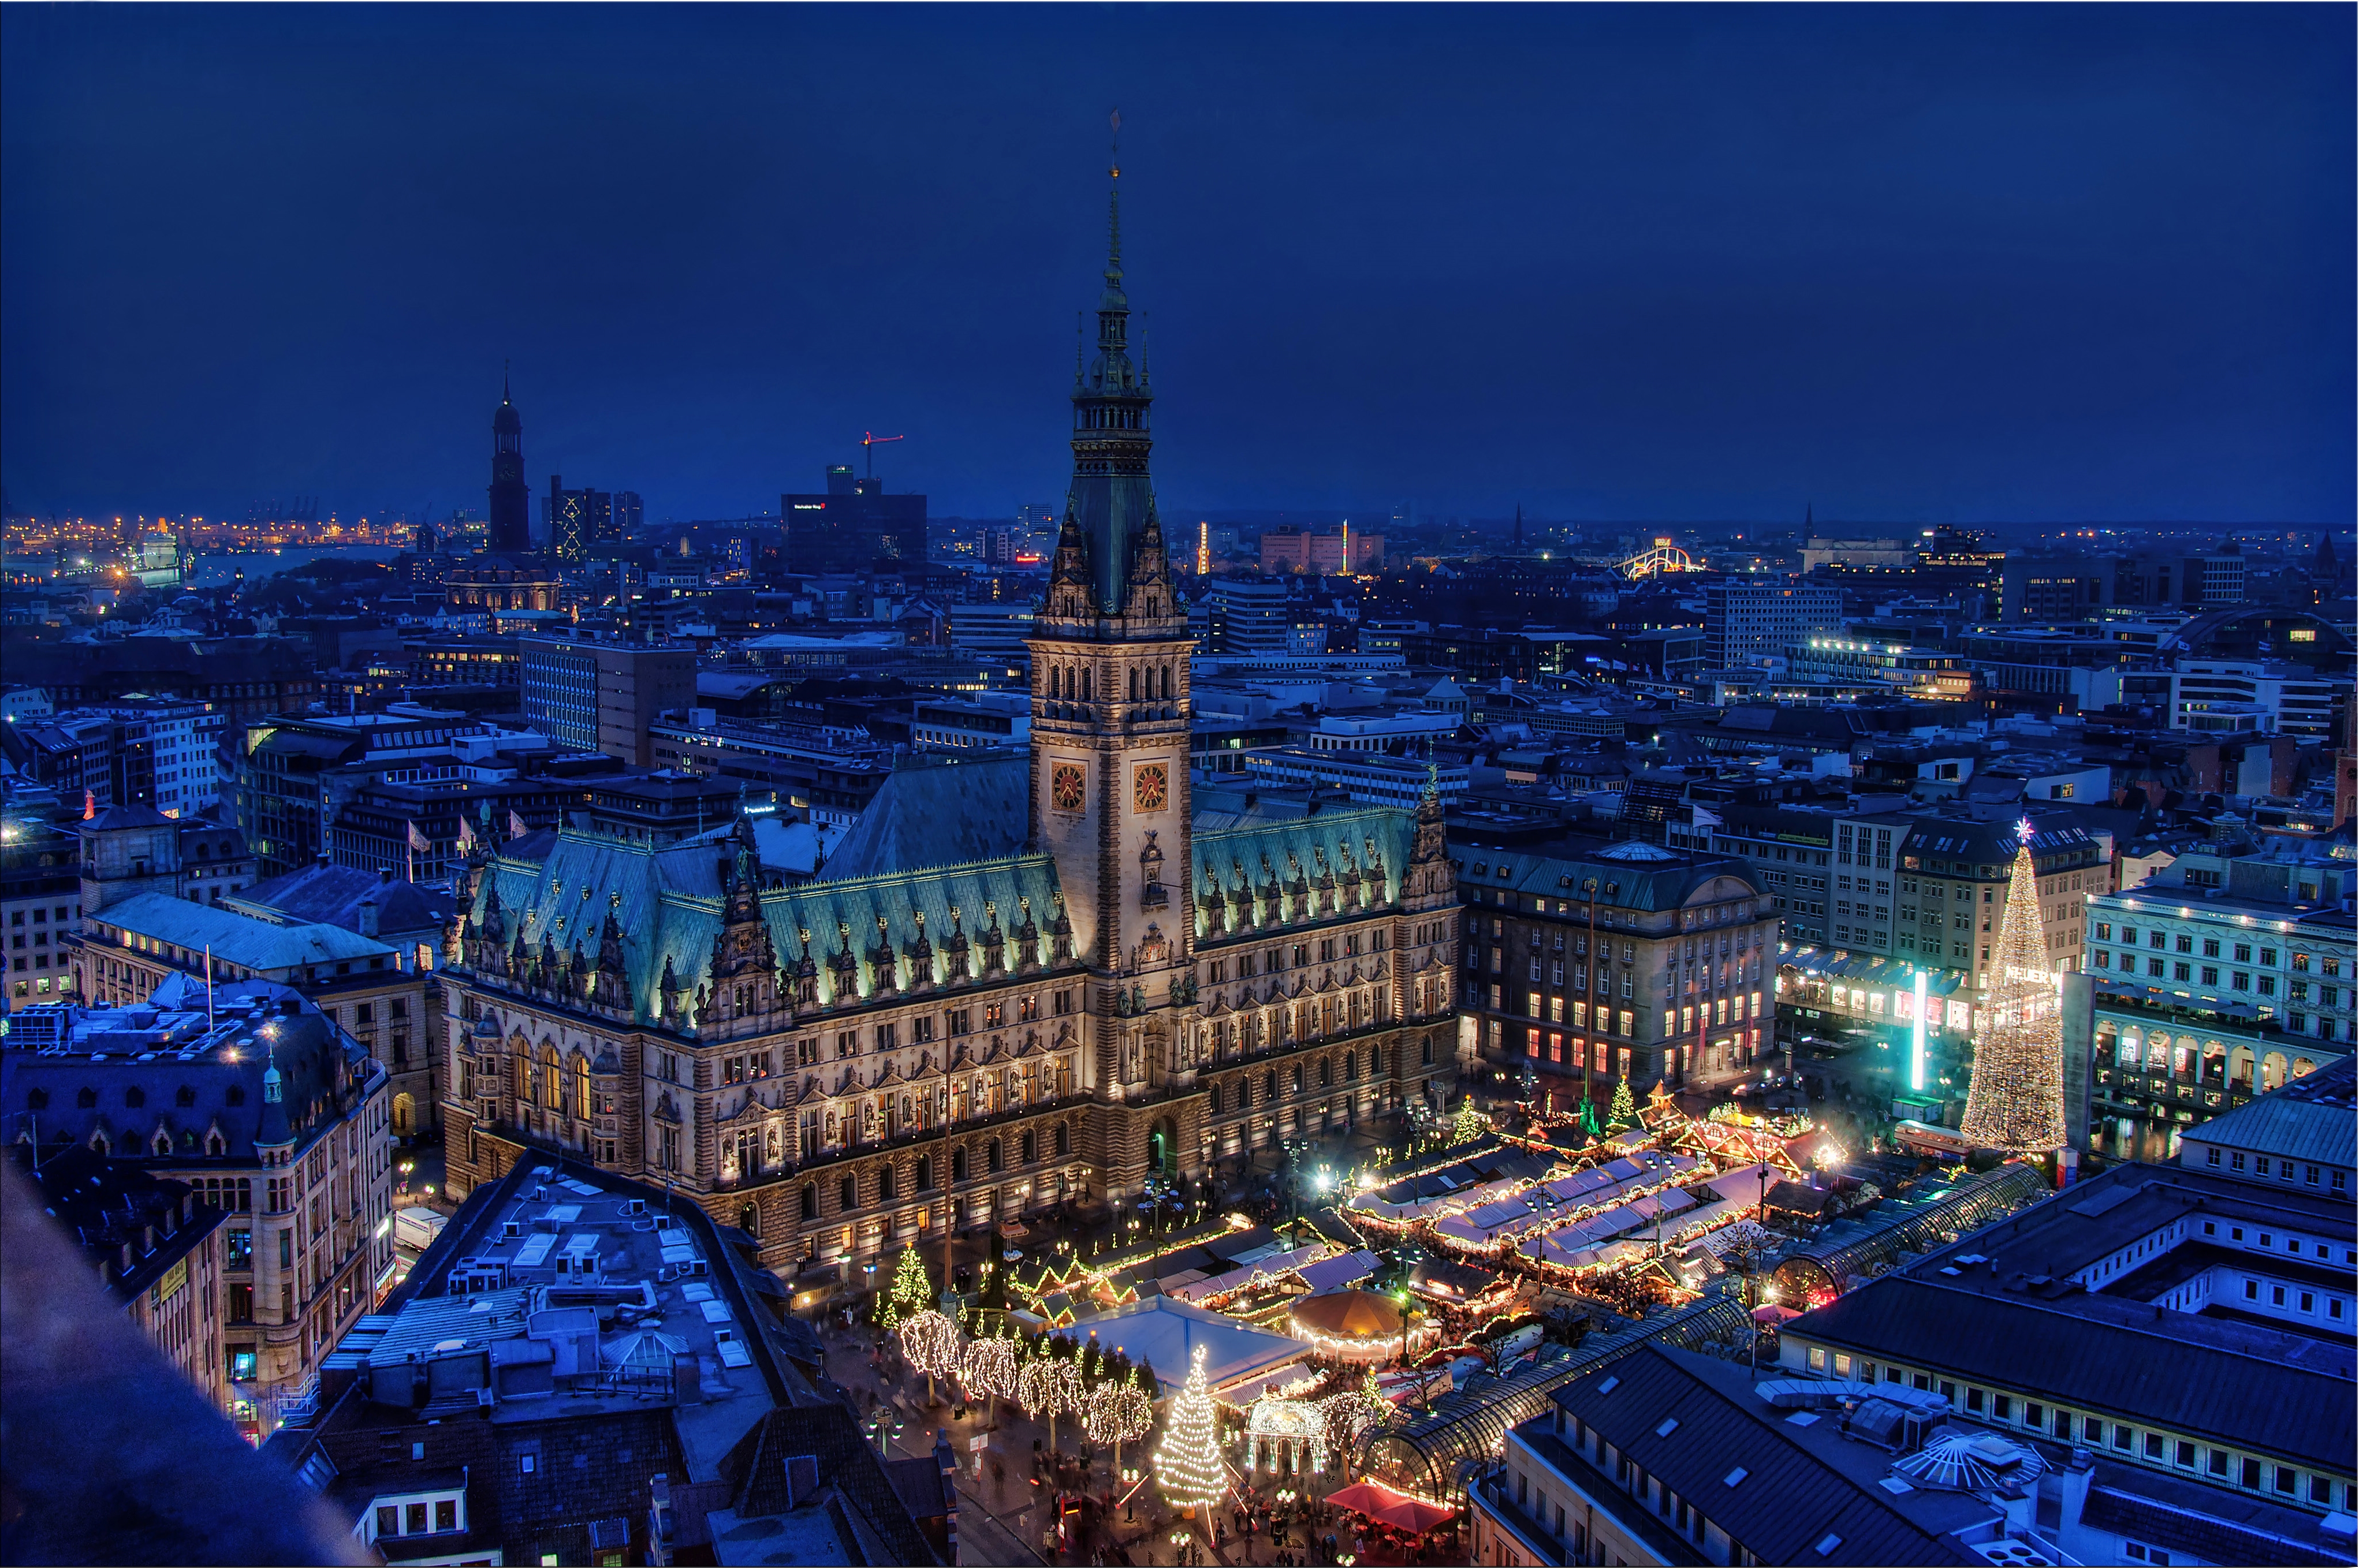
1050, 763, 1087, 813
1134, 763, 1168, 813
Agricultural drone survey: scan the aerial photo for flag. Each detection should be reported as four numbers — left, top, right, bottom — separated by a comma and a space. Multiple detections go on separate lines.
406, 821, 431, 853
457, 816, 477, 850
509, 810, 530, 839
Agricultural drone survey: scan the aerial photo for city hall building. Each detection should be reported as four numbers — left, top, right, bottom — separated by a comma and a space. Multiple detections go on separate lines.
437, 183, 1464, 1276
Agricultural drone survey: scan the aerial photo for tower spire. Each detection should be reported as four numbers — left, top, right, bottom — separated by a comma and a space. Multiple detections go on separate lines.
1107, 107, 1123, 278
1059, 110, 1159, 619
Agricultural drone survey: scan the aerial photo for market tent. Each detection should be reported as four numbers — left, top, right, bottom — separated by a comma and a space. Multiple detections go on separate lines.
1292, 1292, 1396, 1339
1326, 1479, 1457, 1535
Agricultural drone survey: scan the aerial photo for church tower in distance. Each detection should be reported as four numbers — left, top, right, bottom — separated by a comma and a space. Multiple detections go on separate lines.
486, 371, 531, 553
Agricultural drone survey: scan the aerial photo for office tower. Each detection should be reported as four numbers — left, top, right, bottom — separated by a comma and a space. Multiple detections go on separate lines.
780, 465, 927, 573
486, 375, 531, 554
1208, 577, 1292, 656
518, 638, 697, 768
612, 490, 643, 538
1702, 580, 1842, 670
543, 476, 614, 565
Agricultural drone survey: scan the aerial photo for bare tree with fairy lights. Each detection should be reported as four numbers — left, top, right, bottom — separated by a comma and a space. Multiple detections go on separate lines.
1018, 1350, 1085, 1452
1958, 823, 2069, 1155
896, 1309, 964, 1405
1084, 1366, 1156, 1481
960, 1327, 1020, 1420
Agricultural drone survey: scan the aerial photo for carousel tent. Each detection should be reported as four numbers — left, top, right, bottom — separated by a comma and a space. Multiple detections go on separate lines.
1288, 1289, 1408, 1362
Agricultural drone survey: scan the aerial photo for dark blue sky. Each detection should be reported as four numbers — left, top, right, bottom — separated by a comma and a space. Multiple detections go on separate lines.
3, 4, 2350, 526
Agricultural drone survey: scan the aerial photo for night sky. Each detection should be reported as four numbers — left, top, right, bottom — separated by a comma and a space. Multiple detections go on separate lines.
3, 5, 2350, 526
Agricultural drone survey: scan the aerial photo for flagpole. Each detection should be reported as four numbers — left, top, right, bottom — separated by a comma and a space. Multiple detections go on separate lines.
204, 944, 215, 1032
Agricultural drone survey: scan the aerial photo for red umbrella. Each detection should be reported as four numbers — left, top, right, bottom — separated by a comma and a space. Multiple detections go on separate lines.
1325, 1480, 1456, 1535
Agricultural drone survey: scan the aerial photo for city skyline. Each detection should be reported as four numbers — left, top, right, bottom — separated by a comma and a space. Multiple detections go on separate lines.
3, 5, 2351, 525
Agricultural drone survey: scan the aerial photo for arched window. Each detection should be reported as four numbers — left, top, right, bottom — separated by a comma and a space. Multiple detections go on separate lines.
739, 1201, 759, 1238
801, 1183, 819, 1221
206, 1133, 226, 1157
152, 1130, 172, 1156
539, 1046, 560, 1108
1130, 668, 1139, 702
879, 1165, 898, 1201
1081, 669, 1091, 702
838, 1175, 856, 1211
76, 1088, 96, 1110
987, 1137, 1004, 1173
916, 1155, 934, 1192
953, 1146, 969, 1184
125, 1087, 145, 1108
572, 1056, 591, 1120
176, 1086, 196, 1107
1054, 1123, 1071, 1158
1020, 1130, 1038, 1165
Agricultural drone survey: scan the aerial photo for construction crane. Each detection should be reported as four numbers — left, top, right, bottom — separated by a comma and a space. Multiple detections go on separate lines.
861, 431, 904, 480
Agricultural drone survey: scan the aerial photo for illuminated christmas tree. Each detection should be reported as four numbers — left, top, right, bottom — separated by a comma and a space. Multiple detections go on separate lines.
1607, 1075, 1637, 1129
1958, 826, 2067, 1154
1451, 1095, 1485, 1144
880, 1245, 933, 1331
1155, 1345, 1225, 1517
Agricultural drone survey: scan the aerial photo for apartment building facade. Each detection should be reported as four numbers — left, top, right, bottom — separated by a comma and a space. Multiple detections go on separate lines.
2, 982, 396, 1442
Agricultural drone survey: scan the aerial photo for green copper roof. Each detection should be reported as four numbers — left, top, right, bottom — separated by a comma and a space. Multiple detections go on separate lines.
475, 825, 1065, 1027
1191, 802, 1419, 943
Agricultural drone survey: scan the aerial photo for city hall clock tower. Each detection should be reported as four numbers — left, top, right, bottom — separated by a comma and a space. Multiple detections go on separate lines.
1027, 152, 1201, 1194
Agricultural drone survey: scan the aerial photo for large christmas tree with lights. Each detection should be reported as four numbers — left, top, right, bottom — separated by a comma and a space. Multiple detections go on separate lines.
1155, 1345, 1226, 1514
1958, 825, 2067, 1154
